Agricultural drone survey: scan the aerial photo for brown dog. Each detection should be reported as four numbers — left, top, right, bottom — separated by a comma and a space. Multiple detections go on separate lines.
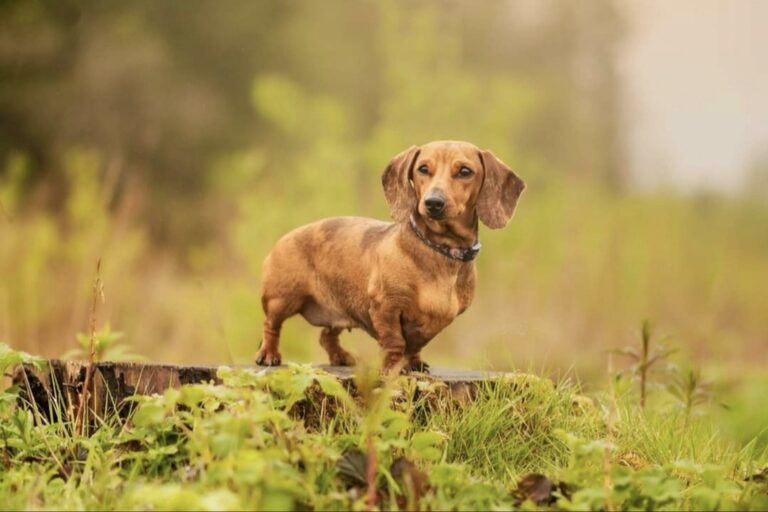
256, 140, 524, 372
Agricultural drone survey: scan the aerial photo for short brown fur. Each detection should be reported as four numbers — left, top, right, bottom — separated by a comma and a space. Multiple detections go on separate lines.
257, 140, 524, 372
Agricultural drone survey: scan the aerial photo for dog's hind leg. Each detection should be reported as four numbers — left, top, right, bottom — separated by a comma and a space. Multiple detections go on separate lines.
319, 327, 356, 367
256, 296, 301, 366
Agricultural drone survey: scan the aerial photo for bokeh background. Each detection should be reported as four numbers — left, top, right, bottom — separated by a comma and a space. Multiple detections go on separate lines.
1, 0, 767, 384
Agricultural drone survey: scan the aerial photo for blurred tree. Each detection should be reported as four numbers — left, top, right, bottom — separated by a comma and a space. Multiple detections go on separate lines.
0, 0, 627, 249
457, 0, 626, 185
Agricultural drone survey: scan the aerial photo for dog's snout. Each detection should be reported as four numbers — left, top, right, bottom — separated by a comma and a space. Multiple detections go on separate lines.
424, 192, 446, 216
425, 196, 444, 211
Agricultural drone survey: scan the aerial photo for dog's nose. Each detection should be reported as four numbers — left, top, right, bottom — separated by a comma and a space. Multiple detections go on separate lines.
424, 196, 445, 216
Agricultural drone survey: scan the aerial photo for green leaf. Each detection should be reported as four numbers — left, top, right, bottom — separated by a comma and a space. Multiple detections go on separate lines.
418, 447, 442, 462
200, 489, 242, 511
315, 373, 353, 406
611, 347, 640, 360
132, 402, 166, 427
0, 342, 47, 376
382, 409, 409, 436
259, 489, 295, 512
217, 366, 266, 388
411, 431, 444, 450
410, 431, 446, 461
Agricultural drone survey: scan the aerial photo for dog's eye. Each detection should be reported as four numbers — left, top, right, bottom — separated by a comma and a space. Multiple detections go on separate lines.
457, 166, 474, 178
417, 165, 429, 175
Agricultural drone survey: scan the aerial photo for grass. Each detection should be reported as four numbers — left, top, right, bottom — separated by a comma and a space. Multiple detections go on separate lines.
426, 374, 602, 481
1, 344, 766, 511
2, 149, 767, 378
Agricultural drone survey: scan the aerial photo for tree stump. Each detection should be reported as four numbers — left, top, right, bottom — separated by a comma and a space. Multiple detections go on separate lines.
13, 360, 504, 423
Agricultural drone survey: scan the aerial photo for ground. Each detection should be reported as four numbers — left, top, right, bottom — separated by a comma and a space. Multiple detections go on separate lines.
0, 345, 766, 511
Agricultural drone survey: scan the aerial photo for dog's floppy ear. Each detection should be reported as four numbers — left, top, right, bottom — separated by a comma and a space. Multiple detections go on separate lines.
477, 150, 525, 229
381, 145, 420, 222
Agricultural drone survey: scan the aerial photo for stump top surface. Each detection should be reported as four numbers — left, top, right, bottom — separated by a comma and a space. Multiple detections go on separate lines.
38, 360, 507, 383
290, 365, 505, 382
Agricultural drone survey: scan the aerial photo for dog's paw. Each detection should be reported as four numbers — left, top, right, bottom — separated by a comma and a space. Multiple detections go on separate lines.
408, 359, 431, 374
255, 349, 282, 366
382, 357, 408, 376
329, 350, 356, 367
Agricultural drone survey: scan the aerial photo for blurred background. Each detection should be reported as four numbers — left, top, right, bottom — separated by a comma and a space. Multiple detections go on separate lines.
1, 0, 767, 384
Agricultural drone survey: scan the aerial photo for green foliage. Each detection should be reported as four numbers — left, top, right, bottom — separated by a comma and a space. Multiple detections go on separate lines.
61, 325, 143, 363
0, 342, 46, 376
0, 342, 46, 419
557, 429, 768, 511
1, 345, 766, 510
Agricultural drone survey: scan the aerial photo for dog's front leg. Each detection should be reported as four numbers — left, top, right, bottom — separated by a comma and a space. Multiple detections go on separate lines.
370, 303, 407, 373
407, 352, 430, 373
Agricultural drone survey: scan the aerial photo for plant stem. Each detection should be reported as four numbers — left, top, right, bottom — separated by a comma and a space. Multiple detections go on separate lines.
74, 258, 102, 436
640, 322, 650, 408
366, 434, 377, 511
604, 353, 616, 512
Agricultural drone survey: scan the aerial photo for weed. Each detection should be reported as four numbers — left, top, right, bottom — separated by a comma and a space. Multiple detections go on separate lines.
613, 320, 677, 408
667, 367, 713, 424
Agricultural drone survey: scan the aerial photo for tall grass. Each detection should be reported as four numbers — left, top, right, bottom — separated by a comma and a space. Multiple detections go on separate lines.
2, 148, 766, 380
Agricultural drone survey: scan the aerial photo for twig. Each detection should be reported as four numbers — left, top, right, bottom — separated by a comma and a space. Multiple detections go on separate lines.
74, 258, 104, 436
366, 434, 377, 511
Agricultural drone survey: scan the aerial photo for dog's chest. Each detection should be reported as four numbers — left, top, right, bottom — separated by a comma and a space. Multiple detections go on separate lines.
419, 276, 460, 315
405, 276, 462, 338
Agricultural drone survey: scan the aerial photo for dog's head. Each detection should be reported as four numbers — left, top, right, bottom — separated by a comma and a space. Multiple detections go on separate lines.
381, 140, 525, 228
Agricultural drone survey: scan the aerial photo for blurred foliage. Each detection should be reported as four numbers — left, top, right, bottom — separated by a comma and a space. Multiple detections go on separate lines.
0, 0, 624, 242
61, 324, 144, 362
0, 0, 766, 381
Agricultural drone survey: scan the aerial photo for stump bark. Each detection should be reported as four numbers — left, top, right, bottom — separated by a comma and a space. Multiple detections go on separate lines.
13, 360, 503, 422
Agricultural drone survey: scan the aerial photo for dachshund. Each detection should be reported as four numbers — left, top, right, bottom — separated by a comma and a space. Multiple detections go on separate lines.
256, 140, 524, 373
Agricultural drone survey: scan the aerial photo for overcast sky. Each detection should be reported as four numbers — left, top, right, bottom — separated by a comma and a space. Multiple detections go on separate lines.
621, 0, 768, 192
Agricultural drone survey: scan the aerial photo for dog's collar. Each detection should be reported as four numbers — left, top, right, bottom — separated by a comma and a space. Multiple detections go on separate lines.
408, 214, 481, 262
